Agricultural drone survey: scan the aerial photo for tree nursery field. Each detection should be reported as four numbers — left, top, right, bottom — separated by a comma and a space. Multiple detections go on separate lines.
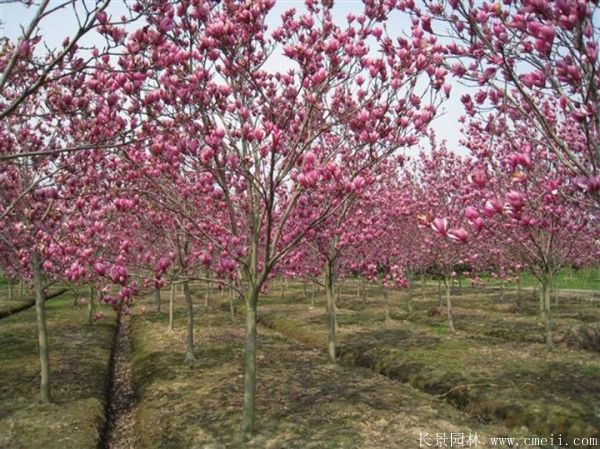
0, 0, 599, 448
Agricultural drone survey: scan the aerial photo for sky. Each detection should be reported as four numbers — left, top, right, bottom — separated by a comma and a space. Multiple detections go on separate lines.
0, 0, 467, 153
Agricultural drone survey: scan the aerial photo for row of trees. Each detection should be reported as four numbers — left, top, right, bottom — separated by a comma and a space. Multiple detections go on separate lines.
0, 0, 598, 437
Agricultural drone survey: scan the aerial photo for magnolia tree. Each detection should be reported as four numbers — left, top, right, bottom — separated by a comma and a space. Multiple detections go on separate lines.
110, 0, 448, 434
411, 0, 600, 204
0, 6, 144, 400
285, 159, 410, 362
413, 139, 484, 332
462, 117, 600, 349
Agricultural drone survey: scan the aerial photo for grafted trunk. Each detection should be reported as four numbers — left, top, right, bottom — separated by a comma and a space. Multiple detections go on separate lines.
154, 286, 162, 315
86, 285, 96, 325
32, 252, 51, 403
541, 277, 554, 350
444, 275, 456, 333
240, 286, 258, 435
324, 262, 337, 363
182, 281, 195, 363
168, 283, 175, 332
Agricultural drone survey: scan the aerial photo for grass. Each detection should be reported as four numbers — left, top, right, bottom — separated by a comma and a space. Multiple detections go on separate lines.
478, 266, 600, 291
127, 288, 513, 448
0, 292, 117, 449
254, 282, 600, 447
0, 284, 70, 317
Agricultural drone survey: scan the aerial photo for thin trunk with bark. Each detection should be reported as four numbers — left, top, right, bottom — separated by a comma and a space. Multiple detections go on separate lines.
8, 280, 13, 301
154, 286, 162, 315
324, 262, 337, 364
311, 283, 316, 307
383, 287, 391, 323
421, 272, 426, 300
182, 281, 195, 363
168, 283, 175, 332
407, 280, 413, 314
32, 252, 51, 403
541, 276, 554, 350
444, 275, 456, 333
86, 285, 96, 325
204, 278, 210, 307
240, 286, 258, 435
229, 286, 236, 323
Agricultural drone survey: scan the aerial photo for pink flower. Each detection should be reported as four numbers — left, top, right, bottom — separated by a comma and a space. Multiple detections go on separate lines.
464, 206, 479, 221
430, 217, 449, 236
483, 198, 503, 217
505, 191, 525, 209
448, 227, 469, 244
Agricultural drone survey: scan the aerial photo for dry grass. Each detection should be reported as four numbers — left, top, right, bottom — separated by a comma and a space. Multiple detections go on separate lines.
0, 294, 117, 449
128, 290, 514, 448
254, 281, 600, 447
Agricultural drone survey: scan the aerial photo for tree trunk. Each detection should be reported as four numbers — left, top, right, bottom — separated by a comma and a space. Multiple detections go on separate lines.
154, 286, 162, 315
86, 285, 96, 325
182, 281, 195, 363
8, 280, 13, 301
32, 252, 51, 403
383, 287, 391, 323
324, 263, 337, 364
444, 275, 456, 333
204, 277, 210, 308
20, 279, 24, 299
311, 283, 316, 307
168, 283, 175, 332
356, 278, 361, 299
240, 287, 258, 435
516, 277, 522, 309
437, 278, 442, 306
303, 282, 307, 299
407, 280, 413, 314
541, 277, 554, 350
421, 272, 425, 300
229, 285, 236, 323
280, 277, 285, 301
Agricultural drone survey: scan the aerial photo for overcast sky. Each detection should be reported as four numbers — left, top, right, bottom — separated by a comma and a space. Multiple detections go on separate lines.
1, 0, 466, 154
